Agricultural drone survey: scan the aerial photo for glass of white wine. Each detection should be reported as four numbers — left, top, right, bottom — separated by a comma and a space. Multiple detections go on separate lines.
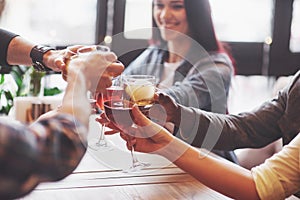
120, 74, 156, 172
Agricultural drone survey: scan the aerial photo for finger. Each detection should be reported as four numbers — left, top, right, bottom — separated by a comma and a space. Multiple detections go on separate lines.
106, 62, 124, 77
104, 129, 119, 135
67, 45, 84, 53
105, 123, 120, 131
132, 105, 152, 127
54, 59, 65, 71
148, 104, 167, 126
158, 92, 177, 107
95, 116, 109, 124
120, 132, 128, 141
95, 76, 112, 93
158, 92, 168, 104
126, 141, 132, 150
153, 93, 159, 102
132, 105, 167, 139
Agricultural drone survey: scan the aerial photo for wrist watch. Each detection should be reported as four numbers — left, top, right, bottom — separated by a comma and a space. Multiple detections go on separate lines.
30, 45, 55, 71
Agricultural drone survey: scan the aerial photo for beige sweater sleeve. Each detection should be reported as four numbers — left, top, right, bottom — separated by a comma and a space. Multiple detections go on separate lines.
251, 133, 300, 200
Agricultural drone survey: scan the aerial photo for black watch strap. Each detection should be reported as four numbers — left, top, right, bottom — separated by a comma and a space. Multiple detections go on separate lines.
30, 45, 55, 71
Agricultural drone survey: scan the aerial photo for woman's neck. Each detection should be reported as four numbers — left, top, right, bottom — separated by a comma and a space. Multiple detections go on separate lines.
167, 40, 191, 63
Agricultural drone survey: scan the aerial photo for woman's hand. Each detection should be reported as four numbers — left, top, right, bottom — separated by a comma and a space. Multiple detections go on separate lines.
96, 113, 121, 135
120, 105, 175, 155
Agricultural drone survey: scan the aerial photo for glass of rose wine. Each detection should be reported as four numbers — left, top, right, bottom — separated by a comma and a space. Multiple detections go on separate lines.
92, 77, 124, 150
76, 45, 116, 152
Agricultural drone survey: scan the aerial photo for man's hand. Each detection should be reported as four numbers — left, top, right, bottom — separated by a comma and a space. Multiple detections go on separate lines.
149, 93, 181, 126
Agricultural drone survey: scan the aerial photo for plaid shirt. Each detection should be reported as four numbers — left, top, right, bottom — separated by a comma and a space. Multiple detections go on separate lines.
0, 114, 87, 199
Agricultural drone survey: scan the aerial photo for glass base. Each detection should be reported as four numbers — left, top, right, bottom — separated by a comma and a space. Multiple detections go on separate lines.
123, 161, 151, 173
88, 138, 114, 152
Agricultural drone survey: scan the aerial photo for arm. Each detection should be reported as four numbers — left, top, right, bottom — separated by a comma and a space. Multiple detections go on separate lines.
122, 106, 260, 200
0, 49, 123, 199
0, 28, 68, 71
155, 86, 286, 150
251, 133, 300, 199
183, 71, 300, 150
0, 64, 89, 199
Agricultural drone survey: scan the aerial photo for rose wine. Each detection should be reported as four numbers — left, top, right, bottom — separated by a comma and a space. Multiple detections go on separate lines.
96, 93, 106, 110
96, 86, 123, 111
106, 86, 123, 101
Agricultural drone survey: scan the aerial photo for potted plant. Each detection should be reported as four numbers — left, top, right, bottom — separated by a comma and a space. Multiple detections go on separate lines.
0, 65, 62, 115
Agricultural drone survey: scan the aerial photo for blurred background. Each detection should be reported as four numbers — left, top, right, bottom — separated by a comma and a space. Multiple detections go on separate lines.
1, 0, 299, 76
0, 0, 299, 115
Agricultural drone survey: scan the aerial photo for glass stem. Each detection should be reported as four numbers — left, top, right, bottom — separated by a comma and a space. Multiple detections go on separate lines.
97, 124, 107, 146
131, 146, 139, 166
128, 138, 139, 165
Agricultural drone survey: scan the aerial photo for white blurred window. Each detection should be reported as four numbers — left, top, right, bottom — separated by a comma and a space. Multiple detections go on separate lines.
290, 0, 300, 52
0, 0, 97, 46
124, 0, 152, 39
0, 0, 274, 44
123, 0, 274, 42
210, 0, 273, 42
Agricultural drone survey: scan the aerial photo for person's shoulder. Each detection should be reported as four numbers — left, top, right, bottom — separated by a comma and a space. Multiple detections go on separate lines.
209, 52, 232, 64
293, 70, 300, 81
287, 70, 300, 91
206, 52, 234, 73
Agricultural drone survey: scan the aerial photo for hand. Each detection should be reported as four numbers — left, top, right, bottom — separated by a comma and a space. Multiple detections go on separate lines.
150, 92, 181, 126
67, 50, 124, 93
96, 113, 121, 135
43, 45, 83, 72
119, 105, 174, 155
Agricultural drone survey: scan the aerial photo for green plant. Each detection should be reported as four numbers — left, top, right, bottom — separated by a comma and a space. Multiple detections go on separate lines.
0, 66, 62, 115
0, 74, 14, 114
0, 65, 26, 115
28, 67, 46, 96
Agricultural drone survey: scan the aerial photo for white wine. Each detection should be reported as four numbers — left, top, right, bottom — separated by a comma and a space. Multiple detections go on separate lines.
124, 80, 155, 106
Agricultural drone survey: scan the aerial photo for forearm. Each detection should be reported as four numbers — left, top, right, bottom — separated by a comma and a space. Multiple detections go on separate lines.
30, 67, 90, 180
162, 139, 259, 200
176, 101, 283, 150
59, 66, 91, 127
6, 35, 35, 66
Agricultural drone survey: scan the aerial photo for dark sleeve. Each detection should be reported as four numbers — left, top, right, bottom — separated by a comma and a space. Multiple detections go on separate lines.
176, 88, 286, 151
177, 71, 300, 151
0, 29, 19, 66
0, 114, 87, 199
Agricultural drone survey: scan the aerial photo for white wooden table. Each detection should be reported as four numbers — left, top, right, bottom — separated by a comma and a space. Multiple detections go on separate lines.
19, 115, 232, 200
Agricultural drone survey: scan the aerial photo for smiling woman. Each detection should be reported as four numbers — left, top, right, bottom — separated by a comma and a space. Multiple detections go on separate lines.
123, 0, 237, 163
153, 0, 189, 44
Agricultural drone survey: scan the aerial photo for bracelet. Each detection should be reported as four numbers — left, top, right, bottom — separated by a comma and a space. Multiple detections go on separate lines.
30, 45, 55, 71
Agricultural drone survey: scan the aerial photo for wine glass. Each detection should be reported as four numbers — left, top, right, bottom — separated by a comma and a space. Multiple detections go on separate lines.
103, 99, 151, 173
122, 75, 156, 116
88, 92, 114, 151
89, 77, 123, 151
120, 74, 156, 172
77, 45, 114, 152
